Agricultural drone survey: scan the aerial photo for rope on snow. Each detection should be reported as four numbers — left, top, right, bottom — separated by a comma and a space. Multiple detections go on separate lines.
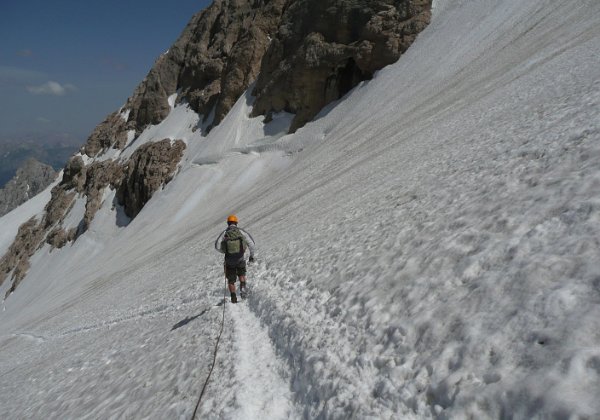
191, 276, 228, 419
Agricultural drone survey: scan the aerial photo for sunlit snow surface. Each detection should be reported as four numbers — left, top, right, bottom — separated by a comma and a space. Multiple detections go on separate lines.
1, 0, 600, 418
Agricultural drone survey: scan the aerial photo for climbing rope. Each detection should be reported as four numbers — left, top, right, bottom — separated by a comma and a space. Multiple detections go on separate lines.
191, 276, 228, 419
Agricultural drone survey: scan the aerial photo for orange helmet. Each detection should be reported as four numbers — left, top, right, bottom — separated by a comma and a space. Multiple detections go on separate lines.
227, 214, 239, 224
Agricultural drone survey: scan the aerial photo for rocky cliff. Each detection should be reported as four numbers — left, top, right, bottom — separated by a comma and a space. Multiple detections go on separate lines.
0, 0, 431, 296
83, 0, 290, 157
0, 159, 57, 217
83, 0, 431, 156
251, 0, 432, 131
117, 140, 187, 218
0, 141, 185, 296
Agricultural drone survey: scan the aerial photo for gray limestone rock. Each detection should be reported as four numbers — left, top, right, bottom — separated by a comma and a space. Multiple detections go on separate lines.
81, 160, 124, 230
82, 112, 132, 157
81, 0, 288, 156
0, 140, 185, 295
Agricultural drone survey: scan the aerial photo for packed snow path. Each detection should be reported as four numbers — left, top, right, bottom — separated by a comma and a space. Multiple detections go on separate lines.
228, 302, 298, 419
0, 260, 299, 419
196, 289, 299, 419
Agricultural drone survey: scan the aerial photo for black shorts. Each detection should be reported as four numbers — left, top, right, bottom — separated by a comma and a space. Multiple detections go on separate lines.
224, 261, 246, 283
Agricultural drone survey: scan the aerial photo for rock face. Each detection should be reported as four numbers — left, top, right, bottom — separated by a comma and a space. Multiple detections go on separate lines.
83, 113, 132, 157
178, 0, 288, 126
251, 0, 432, 131
117, 140, 186, 218
0, 158, 57, 217
0, 218, 45, 295
0, 143, 185, 297
82, 0, 430, 155
83, 0, 289, 157
81, 160, 125, 229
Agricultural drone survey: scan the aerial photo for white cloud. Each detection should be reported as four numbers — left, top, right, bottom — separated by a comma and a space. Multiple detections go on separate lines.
26, 81, 77, 96
36, 117, 51, 123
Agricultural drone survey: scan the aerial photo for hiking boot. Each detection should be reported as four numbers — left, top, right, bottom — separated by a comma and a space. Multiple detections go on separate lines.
231, 293, 238, 303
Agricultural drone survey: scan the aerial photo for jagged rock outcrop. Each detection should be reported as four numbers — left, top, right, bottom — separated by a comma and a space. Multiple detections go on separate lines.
82, 0, 430, 156
43, 188, 76, 230
46, 226, 77, 249
0, 183, 77, 295
251, 0, 432, 131
82, 160, 125, 229
117, 140, 186, 218
0, 168, 76, 294
0, 158, 57, 217
59, 156, 125, 229
178, 0, 288, 125
83, 0, 288, 157
0, 218, 45, 295
83, 113, 132, 157
61, 155, 86, 191
0, 142, 185, 297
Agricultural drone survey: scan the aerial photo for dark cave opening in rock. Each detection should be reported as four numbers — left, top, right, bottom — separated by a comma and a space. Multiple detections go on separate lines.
337, 58, 369, 99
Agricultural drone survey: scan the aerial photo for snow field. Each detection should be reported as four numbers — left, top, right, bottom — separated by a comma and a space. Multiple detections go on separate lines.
224, 1, 600, 417
0, 252, 226, 419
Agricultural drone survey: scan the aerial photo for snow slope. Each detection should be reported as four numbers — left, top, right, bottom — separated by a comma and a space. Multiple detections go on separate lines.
1, 0, 599, 418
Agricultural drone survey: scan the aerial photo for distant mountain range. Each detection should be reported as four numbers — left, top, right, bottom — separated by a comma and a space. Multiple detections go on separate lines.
0, 158, 57, 217
0, 135, 80, 187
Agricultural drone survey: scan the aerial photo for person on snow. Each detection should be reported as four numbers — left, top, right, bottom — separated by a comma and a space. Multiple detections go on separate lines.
214, 214, 255, 303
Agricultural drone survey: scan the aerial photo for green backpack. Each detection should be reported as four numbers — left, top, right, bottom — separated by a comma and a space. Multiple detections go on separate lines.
221, 227, 245, 259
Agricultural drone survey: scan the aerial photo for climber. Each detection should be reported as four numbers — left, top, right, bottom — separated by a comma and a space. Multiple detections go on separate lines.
214, 214, 255, 303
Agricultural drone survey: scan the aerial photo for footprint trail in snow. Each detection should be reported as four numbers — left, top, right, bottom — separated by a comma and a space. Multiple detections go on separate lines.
226, 301, 299, 419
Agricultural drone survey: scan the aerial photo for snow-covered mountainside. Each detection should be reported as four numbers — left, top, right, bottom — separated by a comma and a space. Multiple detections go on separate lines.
0, 0, 431, 299
1, 0, 599, 418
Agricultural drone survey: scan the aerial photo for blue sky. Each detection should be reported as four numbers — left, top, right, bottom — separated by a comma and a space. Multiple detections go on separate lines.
0, 0, 211, 144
